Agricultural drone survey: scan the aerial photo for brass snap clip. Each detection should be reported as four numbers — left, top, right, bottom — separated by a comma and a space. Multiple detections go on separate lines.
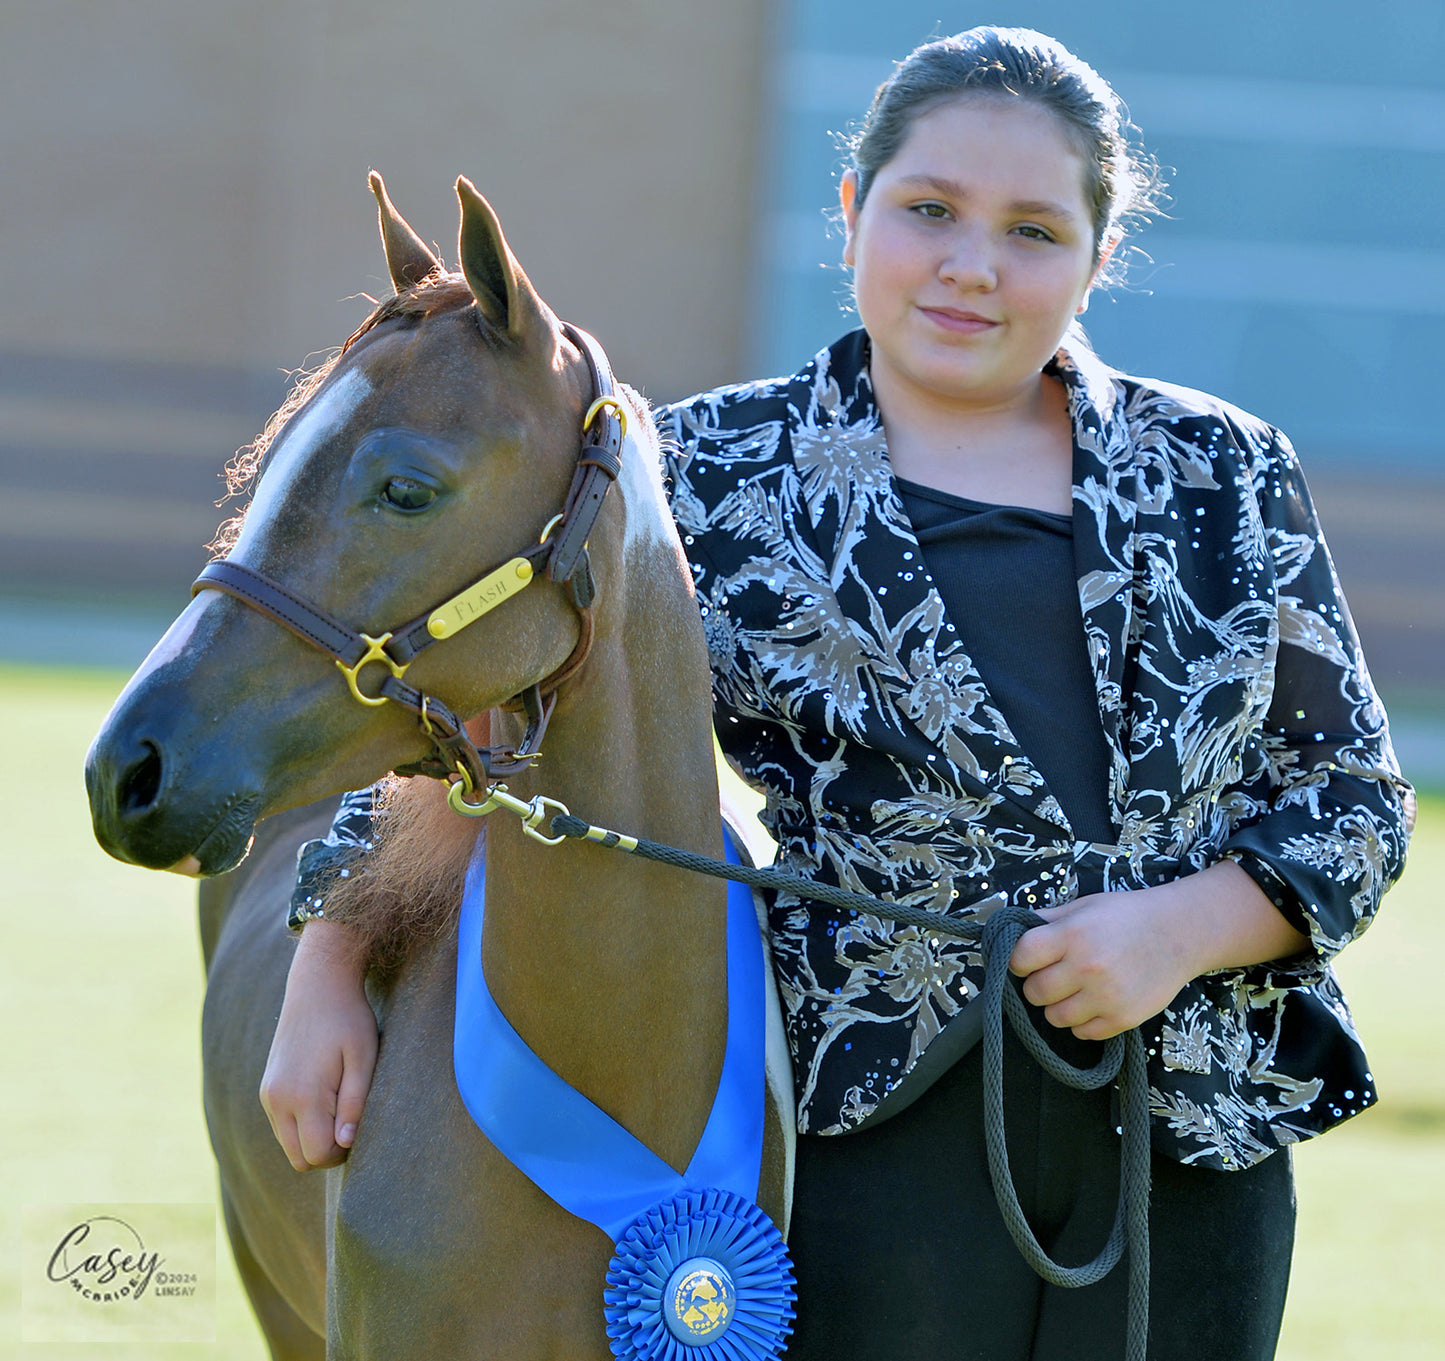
444, 775, 570, 845
447, 773, 505, 819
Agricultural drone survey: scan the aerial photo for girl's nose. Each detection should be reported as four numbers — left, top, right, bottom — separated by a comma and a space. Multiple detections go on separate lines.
938, 228, 997, 290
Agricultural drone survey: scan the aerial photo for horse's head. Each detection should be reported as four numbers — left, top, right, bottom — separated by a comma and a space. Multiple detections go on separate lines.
87, 175, 652, 875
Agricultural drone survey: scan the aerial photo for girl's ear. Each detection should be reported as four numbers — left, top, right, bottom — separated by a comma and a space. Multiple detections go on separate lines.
840, 170, 861, 268
1078, 230, 1122, 314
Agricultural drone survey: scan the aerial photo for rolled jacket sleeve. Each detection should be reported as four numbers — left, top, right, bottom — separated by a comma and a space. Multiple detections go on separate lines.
1219, 430, 1412, 973
288, 782, 387, 930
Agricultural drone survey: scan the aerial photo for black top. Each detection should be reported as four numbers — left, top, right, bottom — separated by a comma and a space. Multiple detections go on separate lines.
895, 477, 1115, 846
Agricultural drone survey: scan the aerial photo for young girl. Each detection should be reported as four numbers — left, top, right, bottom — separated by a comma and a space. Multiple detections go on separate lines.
263, 27, 1410, 1358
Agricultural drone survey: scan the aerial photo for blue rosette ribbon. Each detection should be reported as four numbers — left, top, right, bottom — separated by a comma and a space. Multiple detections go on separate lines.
605, 1187, 794, 1360
454, 832, 795, 1359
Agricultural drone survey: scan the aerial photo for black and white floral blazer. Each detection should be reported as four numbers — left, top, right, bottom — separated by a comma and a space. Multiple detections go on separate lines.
656, 327, 1410, 1170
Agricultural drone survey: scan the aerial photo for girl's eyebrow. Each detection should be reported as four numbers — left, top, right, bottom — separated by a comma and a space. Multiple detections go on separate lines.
893, 173, 1081, 223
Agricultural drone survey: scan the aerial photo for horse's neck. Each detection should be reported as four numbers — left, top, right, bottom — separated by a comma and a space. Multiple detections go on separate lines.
512, 419, 719, 858
480, 525, 727, 1171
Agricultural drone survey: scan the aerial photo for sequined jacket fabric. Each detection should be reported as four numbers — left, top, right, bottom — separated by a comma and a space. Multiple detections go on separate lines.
655, 328, 1409, 1169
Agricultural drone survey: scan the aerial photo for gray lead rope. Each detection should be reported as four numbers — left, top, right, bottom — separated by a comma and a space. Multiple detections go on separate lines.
981, 910, 1152, 1359
549, 811, 1151, 1361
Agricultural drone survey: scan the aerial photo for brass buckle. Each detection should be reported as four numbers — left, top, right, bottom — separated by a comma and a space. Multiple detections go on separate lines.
583, 396, 628, 442
335, 632, 409, 707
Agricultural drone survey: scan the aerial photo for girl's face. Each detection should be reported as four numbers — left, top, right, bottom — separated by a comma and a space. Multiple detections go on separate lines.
842, 96, 1106, 414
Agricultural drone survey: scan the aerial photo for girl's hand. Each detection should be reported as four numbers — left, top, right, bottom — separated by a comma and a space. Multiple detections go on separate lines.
1007, 860, 1310, 1040
260, 919, 378, 1171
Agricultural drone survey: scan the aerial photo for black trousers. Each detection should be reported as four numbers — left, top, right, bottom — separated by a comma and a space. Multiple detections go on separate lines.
785, 1018, 1295, 1360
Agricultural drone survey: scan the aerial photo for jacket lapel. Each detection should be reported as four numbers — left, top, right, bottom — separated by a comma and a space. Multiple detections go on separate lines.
1055, 342, 1139, 819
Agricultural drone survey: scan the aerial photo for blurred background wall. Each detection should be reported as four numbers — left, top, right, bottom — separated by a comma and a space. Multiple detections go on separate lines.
0, 0, 772, 608
1, 0, 1440, 778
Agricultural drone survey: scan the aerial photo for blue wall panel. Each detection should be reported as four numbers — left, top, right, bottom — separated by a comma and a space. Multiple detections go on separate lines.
756, 1, 1445, 470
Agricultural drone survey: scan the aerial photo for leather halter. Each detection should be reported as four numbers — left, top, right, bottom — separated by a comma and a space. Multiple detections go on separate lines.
192, 322, 626, 800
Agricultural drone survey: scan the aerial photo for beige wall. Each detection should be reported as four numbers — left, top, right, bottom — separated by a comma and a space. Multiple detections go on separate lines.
0, 1, 771, 601
3, 0, 768, 392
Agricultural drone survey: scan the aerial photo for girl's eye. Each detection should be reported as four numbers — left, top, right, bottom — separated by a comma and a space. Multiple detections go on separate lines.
912, 201, 950, 219
382, 476, 437, 511
1015, 224, 1054, 242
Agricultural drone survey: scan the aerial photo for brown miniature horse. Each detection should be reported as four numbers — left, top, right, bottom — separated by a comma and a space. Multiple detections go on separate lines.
86, 176, 792, 1359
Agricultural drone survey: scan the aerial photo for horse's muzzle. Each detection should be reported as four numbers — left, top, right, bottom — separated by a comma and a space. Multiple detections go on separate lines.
86, 702, 261, 876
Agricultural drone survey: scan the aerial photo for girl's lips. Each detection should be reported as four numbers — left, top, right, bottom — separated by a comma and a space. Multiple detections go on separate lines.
920, 306, 1000, 333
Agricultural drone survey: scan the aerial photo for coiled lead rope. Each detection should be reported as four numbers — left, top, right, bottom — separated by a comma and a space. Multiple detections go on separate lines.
546, 810, 1152, 1360
981, 911, 1152, 1358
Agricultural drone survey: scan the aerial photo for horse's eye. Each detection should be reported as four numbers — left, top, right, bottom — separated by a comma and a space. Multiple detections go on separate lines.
382, 477, 436, 511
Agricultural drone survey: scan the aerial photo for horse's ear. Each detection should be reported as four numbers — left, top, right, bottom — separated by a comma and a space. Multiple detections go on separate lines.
456, 176, 548, 343
369, 171, 440, 292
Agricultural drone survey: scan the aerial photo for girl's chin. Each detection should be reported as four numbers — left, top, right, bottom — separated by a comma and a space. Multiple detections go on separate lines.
876, 352, 1039, 409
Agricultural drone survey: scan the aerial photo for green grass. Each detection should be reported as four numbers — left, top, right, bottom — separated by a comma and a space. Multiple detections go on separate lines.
2, 662, 1440, 1359
1278, 781, 1445, 1361
0, 665, 265, 1360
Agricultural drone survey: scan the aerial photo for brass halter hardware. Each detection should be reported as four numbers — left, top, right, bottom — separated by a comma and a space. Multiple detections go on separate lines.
446, 776, 571, 845
336, 632, 410, 706
425, 558, 536, 642
584, 396, 628, 441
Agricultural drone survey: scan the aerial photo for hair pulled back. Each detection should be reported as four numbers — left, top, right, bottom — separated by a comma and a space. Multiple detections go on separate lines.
849, 27, 1163, 278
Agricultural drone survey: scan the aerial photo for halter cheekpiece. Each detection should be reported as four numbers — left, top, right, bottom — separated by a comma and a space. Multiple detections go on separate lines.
192, 322, 625, 800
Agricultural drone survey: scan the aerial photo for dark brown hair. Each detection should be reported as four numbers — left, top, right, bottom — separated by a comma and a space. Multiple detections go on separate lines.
849, 26, 1164, 278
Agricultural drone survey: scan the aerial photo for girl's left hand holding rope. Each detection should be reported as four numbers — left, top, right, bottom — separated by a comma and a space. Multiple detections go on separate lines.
1008, 859, 1311, 1040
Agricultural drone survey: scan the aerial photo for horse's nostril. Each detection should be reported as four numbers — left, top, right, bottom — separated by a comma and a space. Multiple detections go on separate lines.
119, 743, 164, 814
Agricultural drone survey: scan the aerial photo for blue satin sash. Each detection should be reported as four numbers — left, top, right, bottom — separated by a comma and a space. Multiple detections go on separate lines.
452, 832, 765, 1241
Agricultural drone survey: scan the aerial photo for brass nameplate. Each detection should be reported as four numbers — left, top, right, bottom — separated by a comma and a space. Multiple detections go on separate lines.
427, 558, 534, 639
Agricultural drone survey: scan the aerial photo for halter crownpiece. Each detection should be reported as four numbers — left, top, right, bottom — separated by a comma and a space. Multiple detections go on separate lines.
192, 323, 625, 799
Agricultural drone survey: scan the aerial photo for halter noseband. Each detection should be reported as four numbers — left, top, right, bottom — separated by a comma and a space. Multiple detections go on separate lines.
192, 322, 626, 802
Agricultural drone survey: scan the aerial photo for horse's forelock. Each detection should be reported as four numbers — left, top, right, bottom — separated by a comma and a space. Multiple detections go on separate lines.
209, 272, 478, 557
